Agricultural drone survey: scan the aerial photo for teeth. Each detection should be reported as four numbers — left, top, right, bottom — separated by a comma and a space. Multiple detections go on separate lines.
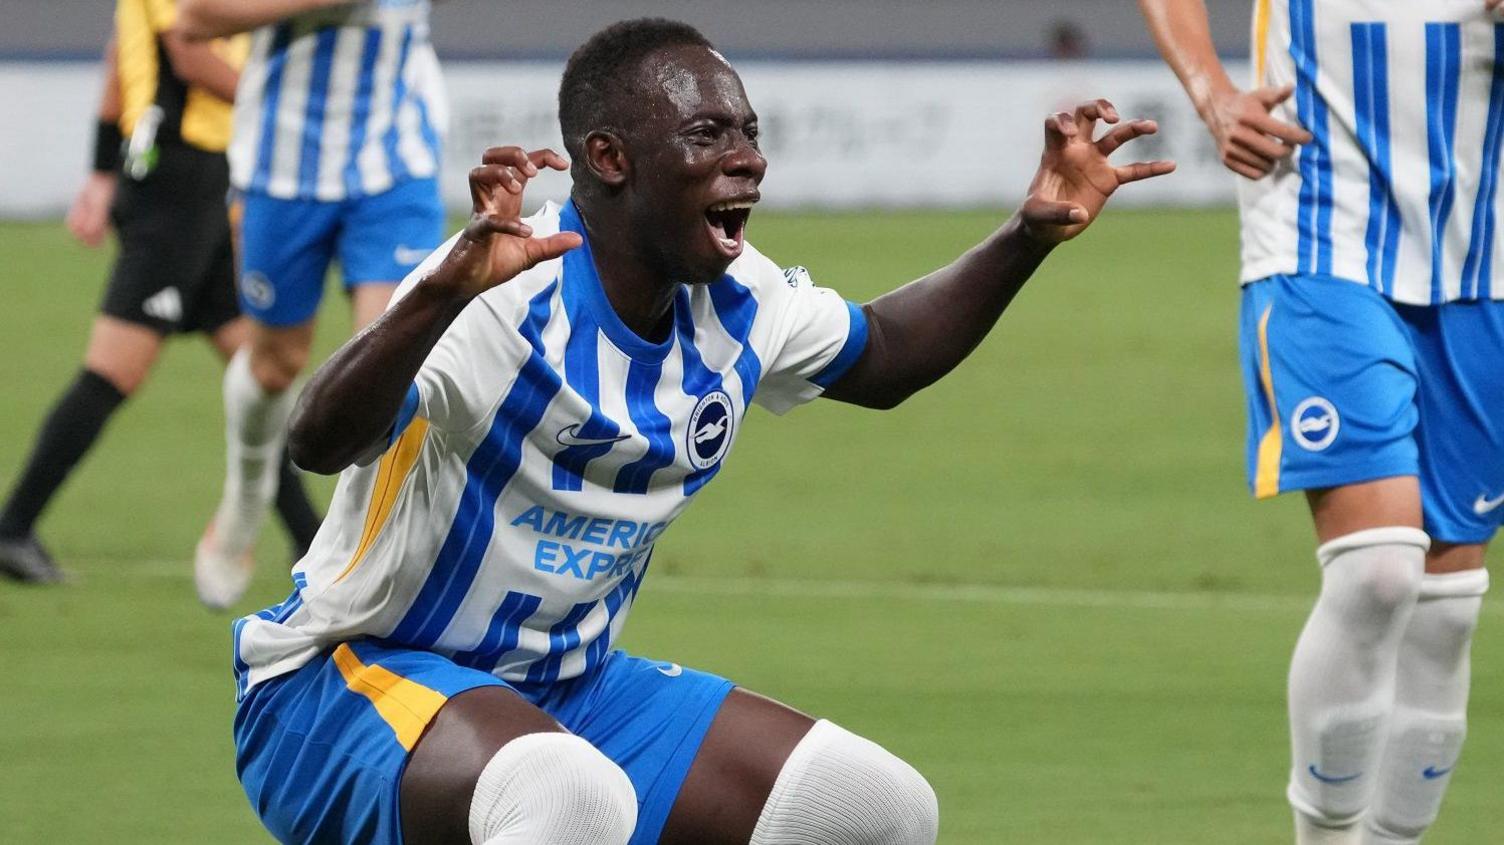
719, 236, 739, 250
708, 200, 755, 212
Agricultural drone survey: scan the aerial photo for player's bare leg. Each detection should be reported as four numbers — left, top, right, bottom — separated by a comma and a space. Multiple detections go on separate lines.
195, 319, 313, 609
662, 689, 938, 845
0, 316, 160, 583
352, 282, 399, 330
400, 687, 636, 845
1364, 540, 1487, 844
1288, 477, 1424, 843
82, 316, 163, 395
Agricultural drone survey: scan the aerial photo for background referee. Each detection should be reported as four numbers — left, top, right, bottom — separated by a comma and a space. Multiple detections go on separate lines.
0, 0, 320, 586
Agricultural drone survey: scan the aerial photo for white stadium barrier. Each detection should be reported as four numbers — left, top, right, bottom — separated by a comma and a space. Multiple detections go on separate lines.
0, 60, 1245, 217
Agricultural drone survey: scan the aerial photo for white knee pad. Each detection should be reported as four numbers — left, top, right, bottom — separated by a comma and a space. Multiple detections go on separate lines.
467, 732, 637, 845
750, 719, 938, 845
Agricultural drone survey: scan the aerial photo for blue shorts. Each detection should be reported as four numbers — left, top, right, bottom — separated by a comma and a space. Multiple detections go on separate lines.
1240, 274, 1504, 543
237, 178, 444, 326
234, 642, 733, 845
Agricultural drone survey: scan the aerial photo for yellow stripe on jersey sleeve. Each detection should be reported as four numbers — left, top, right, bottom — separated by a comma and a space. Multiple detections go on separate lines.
335, 418, 430, 584
331, 644, 448, 751
1254, 304, 1282, 498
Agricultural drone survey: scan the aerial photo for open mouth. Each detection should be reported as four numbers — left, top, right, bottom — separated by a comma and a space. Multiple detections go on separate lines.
704, 199, 754, 258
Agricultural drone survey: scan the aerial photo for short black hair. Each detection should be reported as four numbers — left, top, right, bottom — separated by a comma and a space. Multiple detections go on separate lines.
558, 18, 715, 158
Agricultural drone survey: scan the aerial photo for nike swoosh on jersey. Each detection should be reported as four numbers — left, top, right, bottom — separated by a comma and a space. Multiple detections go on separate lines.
1422, 765, 1454, 780
555, 424, 632, 448
1473, 492, 1504, 516
655, 662, 683, 677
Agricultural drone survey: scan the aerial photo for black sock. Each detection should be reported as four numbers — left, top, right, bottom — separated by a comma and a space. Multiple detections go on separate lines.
0, 369, 127, 540
275, 447, 322, 557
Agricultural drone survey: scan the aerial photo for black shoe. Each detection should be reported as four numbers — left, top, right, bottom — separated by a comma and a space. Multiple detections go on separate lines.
0, 536, 68, 584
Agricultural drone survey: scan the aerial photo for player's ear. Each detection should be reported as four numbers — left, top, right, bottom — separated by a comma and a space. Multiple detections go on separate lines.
583, 130, 629, 189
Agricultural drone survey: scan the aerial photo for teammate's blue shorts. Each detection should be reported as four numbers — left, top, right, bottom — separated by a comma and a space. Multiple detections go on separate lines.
1240, 273, 1504, 543
234, 641, 732, 845
236, 177, 444, 326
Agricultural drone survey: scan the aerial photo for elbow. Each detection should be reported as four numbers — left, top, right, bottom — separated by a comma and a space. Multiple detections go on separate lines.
866, 388, 915, 411
286, 404, 350, 476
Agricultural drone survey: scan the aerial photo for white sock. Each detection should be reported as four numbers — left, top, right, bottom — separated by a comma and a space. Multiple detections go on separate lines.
468, 732, 635, 845
1364, 569, 1488, 845
1287, 527, 1428, 842
216, 348, 295, 554
750, 719, 938, 845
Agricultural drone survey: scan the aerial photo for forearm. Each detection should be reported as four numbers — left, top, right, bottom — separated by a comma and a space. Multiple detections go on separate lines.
825, 215, 1054, 409
176, 0, 347, 39
288, 279, 470, 474
1138, 0, 1236, 117
162, 32, 239, 101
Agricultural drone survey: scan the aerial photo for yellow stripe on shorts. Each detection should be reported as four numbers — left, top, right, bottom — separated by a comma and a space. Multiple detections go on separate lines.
1254, 304, 1282, 498
335, 418, 430, 583
331, 644, 448, 752
1254, 0, 1272, 83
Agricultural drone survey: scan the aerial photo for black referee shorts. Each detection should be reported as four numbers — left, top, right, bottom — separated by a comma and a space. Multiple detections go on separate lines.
101, 143, 240, 336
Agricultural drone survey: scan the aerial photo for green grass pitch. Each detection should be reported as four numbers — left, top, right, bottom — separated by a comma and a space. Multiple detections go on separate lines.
0, 209, 1499, 842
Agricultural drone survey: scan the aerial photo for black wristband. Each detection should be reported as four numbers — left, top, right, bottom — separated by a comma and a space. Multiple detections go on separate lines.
93, 119, 123, 173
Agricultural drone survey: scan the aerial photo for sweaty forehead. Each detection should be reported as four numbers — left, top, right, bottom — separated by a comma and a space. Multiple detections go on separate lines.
634, 45, 751, 124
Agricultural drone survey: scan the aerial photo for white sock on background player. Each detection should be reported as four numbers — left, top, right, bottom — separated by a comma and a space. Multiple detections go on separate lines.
1287, 527, 1428, 843
195, 349, 296, 609
1363, 568, 1488, 845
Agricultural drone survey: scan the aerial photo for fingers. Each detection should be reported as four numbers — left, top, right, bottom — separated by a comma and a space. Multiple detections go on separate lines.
1115, 159, 1177, 184
1023, 196, 1088, 226
1233, 124, 1296, 161
471, 146, 568, 214
1253, 83, 1296, 108
1245, 109, 1313, 145
1095, 119, 1158, 156
527, 148, 570, 172
1222, 147, 1274, 179
523, 231, 584, 266
1072, 98, 1119, 140
1044, 111, 1079, 150
464, 213, 534, 242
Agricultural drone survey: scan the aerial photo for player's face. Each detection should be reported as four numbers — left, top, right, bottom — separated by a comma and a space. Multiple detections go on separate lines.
624, 46, 766, 284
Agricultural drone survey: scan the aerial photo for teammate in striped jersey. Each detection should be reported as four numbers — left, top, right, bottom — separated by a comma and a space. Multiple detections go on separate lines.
230, 18, 1173, 845
1141, 2, 1504, 842
177, 0, 447, 609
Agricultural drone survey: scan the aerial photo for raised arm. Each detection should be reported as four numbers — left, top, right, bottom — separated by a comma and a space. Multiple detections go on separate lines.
824, 100, 1173, 410
1138, 0, 1311, 179
287, 147, 581, 474
175, 0, 350, 39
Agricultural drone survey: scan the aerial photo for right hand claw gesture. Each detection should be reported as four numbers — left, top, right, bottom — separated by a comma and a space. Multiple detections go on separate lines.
437, 146, 582, 299
1203, 83, 1313, 180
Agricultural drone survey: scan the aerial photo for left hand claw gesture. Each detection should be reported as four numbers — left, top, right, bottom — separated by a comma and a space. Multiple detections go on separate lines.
1020, 99, 1176, 244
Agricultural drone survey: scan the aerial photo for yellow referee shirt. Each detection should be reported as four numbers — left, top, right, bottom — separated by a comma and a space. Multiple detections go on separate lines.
115, 0, 247, 152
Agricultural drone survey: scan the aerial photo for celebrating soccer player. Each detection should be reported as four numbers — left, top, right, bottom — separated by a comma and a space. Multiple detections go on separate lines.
176, 0, 448, 608
1140, 1, 1503, 842
0, 0, 321, 585
230, 18, 1172, 845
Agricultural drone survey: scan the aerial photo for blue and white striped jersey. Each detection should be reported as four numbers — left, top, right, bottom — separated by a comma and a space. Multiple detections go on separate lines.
227, 0, 444, 201
234, 201, 869, 696
1243, 1, 1504, 303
